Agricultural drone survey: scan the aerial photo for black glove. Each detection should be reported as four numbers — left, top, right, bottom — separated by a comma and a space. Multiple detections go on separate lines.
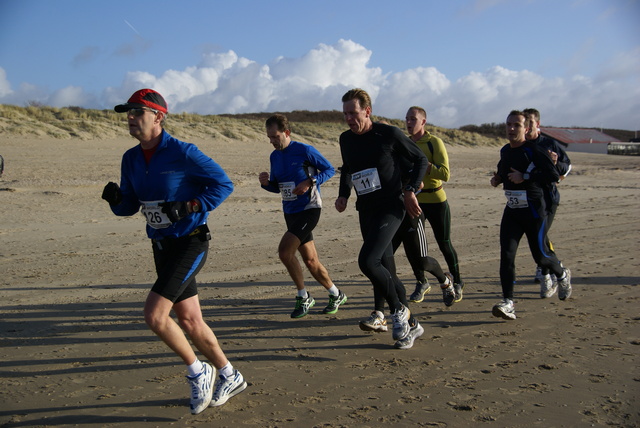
102, 182, 122, 205
160, 201, 189, 223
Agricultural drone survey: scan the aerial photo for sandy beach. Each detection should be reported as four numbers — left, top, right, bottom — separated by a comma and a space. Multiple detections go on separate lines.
0, 131, 638, 427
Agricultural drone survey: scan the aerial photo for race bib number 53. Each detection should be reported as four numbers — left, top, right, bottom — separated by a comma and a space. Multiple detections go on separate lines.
140, 200, 172, 229
352, 168, 381, 195
504, 190, 529, 208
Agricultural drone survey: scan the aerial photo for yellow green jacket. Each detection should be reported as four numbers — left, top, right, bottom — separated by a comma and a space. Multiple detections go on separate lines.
415, 131, 450, 203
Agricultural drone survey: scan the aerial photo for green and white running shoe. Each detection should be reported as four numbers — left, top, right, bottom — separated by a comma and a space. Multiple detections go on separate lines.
322, 291, 347, 314
291, 295, 315, 318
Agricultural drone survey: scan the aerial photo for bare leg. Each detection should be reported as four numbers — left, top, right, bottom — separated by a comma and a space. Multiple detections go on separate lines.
144, 292, 228, 369
278, 231, 305, 290
173, 295, 229, 369
298, 240, 334, 290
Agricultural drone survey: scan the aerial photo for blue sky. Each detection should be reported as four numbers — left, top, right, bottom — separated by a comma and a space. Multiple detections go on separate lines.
0, 0, 638, 129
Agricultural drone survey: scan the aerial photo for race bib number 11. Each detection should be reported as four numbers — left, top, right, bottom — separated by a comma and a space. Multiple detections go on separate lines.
352, 168, 381, 195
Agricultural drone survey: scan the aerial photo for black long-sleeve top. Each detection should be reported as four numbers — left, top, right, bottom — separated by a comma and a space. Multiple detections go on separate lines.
496, 140, 559, 217
338, 122, 428, 211
534, 135, 572, 177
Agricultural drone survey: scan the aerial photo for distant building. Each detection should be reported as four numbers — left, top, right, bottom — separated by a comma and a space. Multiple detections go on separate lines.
607, 141, 640, 156
540, 128, 620, 154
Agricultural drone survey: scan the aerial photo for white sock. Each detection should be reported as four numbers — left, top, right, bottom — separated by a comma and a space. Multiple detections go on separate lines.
219, 362, 234, 378
375, 310, 385, 319
327, 285, 339, 296
187, 358, 204, 377
297, 289, 308, 299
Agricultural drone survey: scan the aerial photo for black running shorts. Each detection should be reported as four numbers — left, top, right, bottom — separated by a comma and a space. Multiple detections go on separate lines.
151, 233, 209, 303
284, 208, 321, 245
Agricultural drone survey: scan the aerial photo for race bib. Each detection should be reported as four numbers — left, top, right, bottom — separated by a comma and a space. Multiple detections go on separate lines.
140, 200, 172, 229
279, 182, 297, 201
352, 168, 381, 195
504, 190, 529, 209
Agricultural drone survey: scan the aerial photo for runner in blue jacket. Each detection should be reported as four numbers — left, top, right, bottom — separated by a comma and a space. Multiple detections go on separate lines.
111, 129, 232, 240
101, 89, 246, 414
259, 114, 346, 318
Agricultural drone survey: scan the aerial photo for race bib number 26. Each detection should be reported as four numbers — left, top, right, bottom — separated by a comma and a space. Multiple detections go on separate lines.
140, 200, 172, 229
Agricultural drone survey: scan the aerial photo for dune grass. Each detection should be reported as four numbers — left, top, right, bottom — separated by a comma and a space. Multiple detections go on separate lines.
0, 104, 505, 147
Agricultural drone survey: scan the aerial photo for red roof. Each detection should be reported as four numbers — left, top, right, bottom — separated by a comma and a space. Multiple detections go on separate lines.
540, 127, 620, 144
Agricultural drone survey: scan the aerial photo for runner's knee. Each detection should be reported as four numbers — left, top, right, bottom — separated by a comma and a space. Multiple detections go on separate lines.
178, 315, 205, 336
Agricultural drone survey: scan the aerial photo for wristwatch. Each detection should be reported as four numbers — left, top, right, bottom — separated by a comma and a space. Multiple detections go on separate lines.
404, 185, 416, 193
523, 172, 530, 181
190, 199, 201, 212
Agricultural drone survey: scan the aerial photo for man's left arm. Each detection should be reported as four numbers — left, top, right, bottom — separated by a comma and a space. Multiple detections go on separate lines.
188, 147, 234, 212
427, 136, 451, 182
394, 129, 428, 218
532, 146, 560, 184
306, 146, 335, 186
552, 141, 572, 179
395, 129, 428, 190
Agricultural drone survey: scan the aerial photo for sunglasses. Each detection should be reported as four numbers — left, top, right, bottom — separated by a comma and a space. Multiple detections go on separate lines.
127, 107, 159, 117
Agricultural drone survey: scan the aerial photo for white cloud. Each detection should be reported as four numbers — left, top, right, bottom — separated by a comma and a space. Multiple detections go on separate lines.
2, 41, 639, 130
270, 39, 384, 91
0, 68, 44, 106
0, 67, 12, 98
48, 86, 99, 108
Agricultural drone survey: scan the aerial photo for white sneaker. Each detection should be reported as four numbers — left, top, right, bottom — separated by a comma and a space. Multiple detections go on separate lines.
540, 274, 558, 298
394, 321, 424, 349
391, 305, 411, 340
557, 268, 572, 300
359, 311, 388, 332
492, 299, 516, 320
187, 362, 214, 414
210, 369, 247, 407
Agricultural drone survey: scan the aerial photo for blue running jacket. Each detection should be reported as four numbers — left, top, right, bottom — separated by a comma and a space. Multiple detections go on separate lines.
110, 130, 233, 240
261, 141, 334, 214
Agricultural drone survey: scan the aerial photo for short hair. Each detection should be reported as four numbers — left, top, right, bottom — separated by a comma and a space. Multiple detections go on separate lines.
523, 108, 540, 122
342, 88, 372, 110
265, 114, 290, 132
508, 110, 531, 128
408, 106, 427, 119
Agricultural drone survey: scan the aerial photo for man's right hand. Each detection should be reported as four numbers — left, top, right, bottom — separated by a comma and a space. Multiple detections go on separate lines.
102, 182, 122, 205
258, 172, 270, 186
490, 172, 502, 188
335, 197, 348, 213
